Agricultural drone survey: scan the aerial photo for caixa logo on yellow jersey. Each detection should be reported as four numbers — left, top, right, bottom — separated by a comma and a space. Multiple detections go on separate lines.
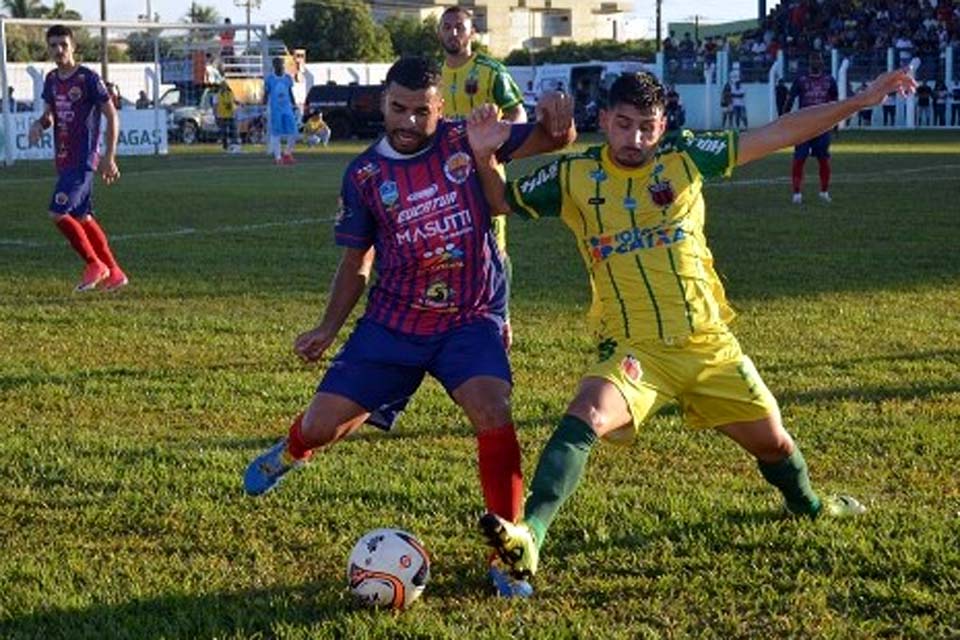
587, 223, 687, 263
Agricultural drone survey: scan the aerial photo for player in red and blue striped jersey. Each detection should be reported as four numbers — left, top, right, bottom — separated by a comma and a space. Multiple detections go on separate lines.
787, 53, 839, 204
29, 24, 127, 292
244, 56, 574, 596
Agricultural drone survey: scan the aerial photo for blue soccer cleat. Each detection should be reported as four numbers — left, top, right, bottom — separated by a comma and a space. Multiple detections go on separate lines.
488, 563, 534, 598
244, 438, 307, 496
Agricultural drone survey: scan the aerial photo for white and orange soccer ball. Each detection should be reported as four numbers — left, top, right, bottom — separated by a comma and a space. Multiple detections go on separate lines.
346, 528, 430, 609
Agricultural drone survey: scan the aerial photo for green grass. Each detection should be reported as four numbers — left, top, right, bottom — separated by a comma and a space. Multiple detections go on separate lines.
1, 130, 958, 639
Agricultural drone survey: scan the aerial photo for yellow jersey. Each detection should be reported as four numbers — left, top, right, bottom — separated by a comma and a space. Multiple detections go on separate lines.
440, 53, 523, 119
506, 129, 739, 343
215, 88, 236, 118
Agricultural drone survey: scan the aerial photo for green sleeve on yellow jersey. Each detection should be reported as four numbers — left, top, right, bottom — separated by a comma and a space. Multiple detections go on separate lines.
676, 129, 739, 179
492, 71, 523, 111
506, 159, 564, 219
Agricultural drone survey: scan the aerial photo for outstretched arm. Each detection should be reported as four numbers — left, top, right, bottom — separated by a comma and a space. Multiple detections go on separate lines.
294, 246, 375, 362
738, 68, 915, 166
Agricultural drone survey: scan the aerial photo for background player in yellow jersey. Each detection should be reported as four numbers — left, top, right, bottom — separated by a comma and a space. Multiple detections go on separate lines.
467, 68, 917, 580
439, 5, 526, 348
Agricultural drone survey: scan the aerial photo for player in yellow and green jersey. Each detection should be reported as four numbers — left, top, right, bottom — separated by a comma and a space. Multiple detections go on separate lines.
439, 5, 526, 349
466, 68, 917, 581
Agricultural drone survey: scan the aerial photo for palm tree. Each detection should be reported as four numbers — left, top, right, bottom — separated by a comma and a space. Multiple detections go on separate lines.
185, 2, 219, 24
1, 0, 48, 18
44, 0, 81, 20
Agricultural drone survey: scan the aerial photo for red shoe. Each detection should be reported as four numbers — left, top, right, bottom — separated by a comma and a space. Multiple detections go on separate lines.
103, 267, 129, 292
281, 153, 296, 165
75, 260, 109, 292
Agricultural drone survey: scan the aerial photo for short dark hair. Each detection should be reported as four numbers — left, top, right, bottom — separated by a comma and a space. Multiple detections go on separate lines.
441, 6, 473, 21
46, 24, 73, 41
385, 56, 441, 91
606, 72, 665, 112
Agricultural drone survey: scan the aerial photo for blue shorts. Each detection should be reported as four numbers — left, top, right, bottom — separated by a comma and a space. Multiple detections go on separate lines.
317, 319, 511, 431
49, 169, 94, 217
794, 131, 831, 159
270, 110, 297, 136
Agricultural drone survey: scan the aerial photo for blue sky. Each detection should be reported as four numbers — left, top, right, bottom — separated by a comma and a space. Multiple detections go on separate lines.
68, 0, 780, 37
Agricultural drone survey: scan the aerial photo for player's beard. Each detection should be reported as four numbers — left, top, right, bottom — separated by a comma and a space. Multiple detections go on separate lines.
614, 147, 655, 168
388, 127, 429, 154
442, 39, 464, 56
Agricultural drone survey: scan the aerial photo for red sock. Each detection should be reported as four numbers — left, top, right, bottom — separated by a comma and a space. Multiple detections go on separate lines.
791, 158, 805, 194
286, 413, 313, 460
54, 216, 99, 264
476, 424, 523, 522
79, 218, 119, 270
817, 157, 831, 192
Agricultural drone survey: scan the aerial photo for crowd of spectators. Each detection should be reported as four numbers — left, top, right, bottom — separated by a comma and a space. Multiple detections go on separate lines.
663, 1, 960, 84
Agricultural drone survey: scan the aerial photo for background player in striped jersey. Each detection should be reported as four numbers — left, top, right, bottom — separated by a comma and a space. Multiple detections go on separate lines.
468, 68, 916, 581
29, 24, 127, 293
243, 56, 574, 596
438, 5, 526, 349
787, 53, 839, 204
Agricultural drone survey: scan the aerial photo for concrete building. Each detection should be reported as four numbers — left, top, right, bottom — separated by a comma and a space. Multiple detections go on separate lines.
367, 0, 645, 57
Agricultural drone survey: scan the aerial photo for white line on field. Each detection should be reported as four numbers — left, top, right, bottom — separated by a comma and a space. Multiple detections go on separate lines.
1, 164, 958, 247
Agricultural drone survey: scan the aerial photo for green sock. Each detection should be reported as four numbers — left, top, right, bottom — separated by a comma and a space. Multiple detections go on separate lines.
524, 415, 598, 548
758, 447, 822, 517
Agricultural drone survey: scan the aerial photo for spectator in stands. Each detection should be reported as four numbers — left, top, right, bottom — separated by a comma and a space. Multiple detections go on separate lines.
220, 18, 235, 59
776, 78, 790, 116
135, 90, 151, 110
721, 81, 733, 127
665, 84, 685, 131
731, 77, 748, 129
933, 79, 948, 126
856, 82, 873, 127
882, 92, 896, 127
916, 81, 933, 126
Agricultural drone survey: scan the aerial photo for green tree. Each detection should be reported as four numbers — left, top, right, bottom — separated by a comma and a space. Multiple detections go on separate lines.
272, 0, 393, 62
185, 2, 219, 24
44, 0, 81, 20
383, 14, 443, 62
504, 39, 656, 65
1, 0, 47, 18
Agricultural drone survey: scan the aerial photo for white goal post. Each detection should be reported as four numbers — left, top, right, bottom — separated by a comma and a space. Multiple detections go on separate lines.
0, 17, 270, 166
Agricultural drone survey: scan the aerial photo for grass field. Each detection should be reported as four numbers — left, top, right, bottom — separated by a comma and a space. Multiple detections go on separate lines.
1, 130, 958, 639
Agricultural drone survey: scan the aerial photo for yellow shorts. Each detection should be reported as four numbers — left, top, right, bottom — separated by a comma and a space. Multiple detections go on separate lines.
586, 331, 779, 444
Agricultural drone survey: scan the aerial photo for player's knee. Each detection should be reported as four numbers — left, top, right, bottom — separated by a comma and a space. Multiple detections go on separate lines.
463, 393, 512, 432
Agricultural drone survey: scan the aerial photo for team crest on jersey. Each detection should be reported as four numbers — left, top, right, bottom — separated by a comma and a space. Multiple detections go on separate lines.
443, 151, 473, 184
379, 181, 399, 207
54, 192, 69, 205
68, 86, 83, 102
416, 280, 456, 311
621, 354, 642, 382
648, 180, 675, 207
355, 161, 380, 184
590, 168, 608, 183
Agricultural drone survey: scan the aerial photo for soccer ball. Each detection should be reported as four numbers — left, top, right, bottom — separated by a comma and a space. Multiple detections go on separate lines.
346, 528, 430, 609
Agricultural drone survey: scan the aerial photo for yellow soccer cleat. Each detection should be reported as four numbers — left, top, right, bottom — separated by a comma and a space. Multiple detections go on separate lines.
479, 513, 539, 580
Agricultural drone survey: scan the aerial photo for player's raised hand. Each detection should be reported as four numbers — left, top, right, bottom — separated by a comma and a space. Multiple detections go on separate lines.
535, 90, 574, 141
294, 326, 336, 363
858, 68, 917, 107
467, 103, 510, 158
98, 154, 120, 185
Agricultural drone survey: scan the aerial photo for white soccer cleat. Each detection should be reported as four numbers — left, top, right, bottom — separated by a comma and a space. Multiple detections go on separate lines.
791, 193, 803, 205
819, 191, 832, 203
821, 494, 866, 518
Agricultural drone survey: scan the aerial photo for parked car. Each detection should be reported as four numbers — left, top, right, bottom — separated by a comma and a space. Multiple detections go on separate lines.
159, 84, 265, 145
303, 83, 385, 140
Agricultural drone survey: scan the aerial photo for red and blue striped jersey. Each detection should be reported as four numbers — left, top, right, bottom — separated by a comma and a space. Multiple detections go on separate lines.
41, 66, 110, 173
335, 119, 531, 335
